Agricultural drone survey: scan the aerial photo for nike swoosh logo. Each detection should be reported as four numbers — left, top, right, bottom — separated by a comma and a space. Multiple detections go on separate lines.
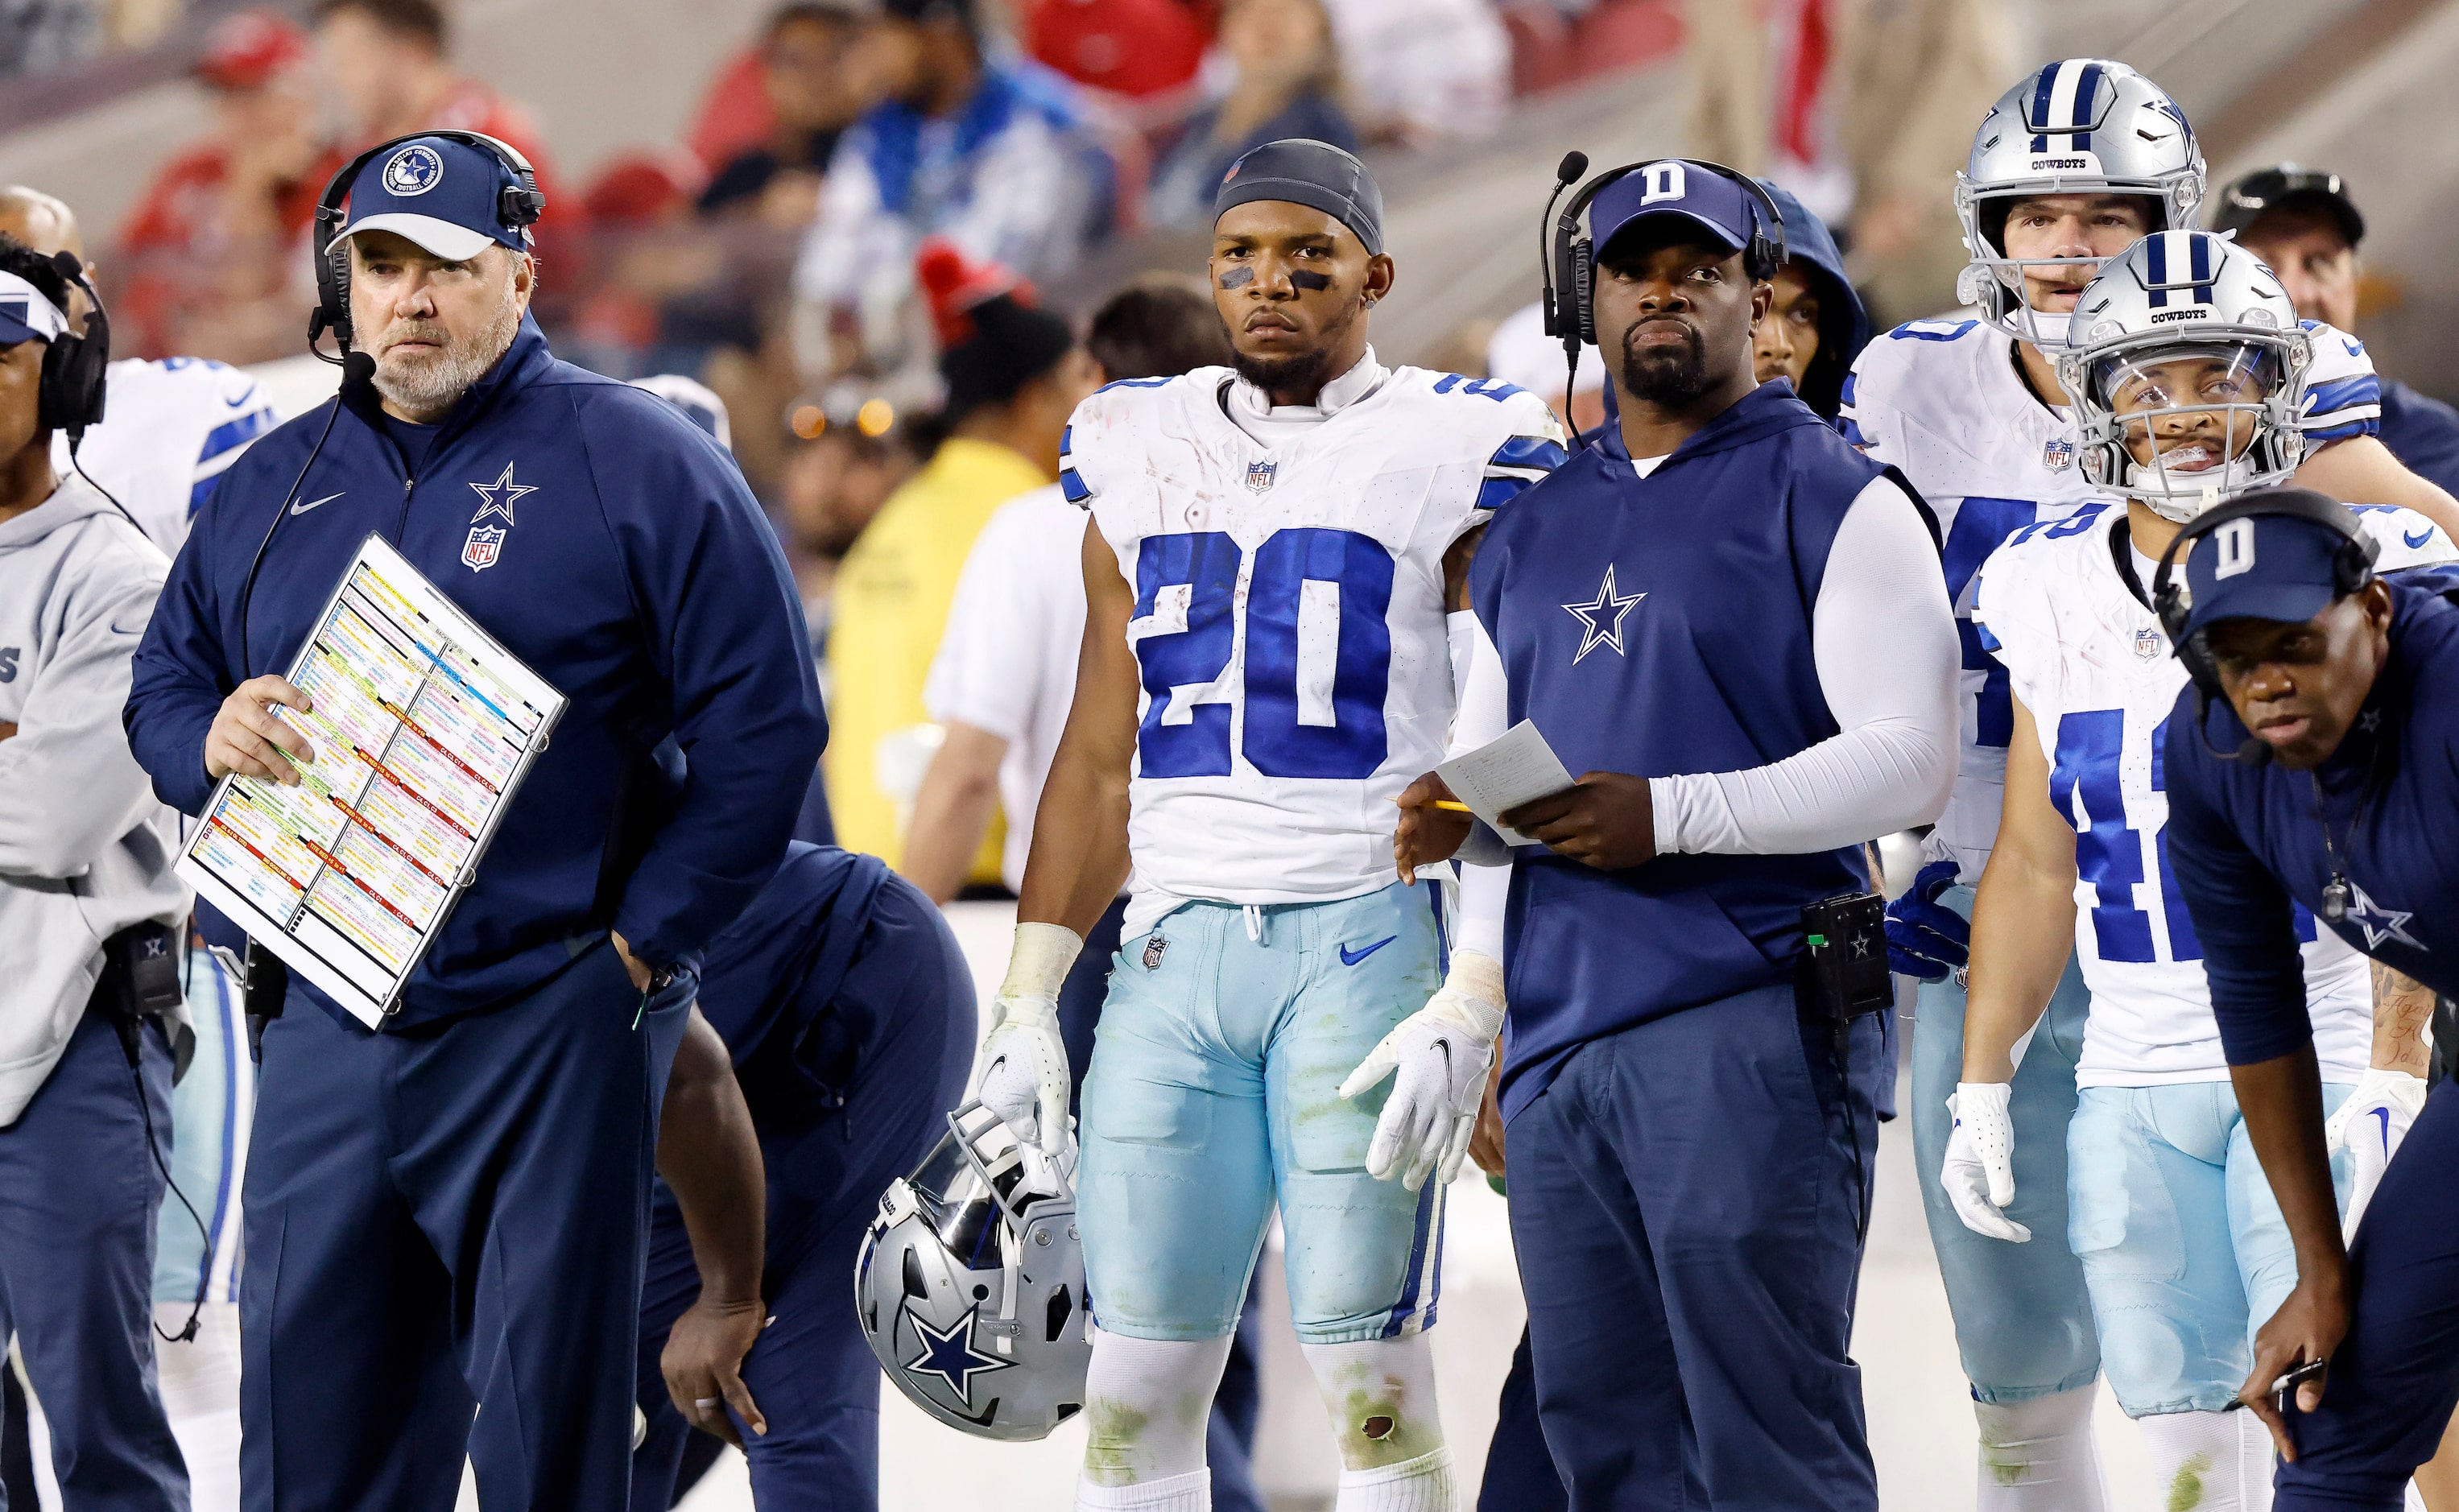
1339, 936, 1397, 967
2405, 528, 2436, 549
291, 491, 344, 516
2370, 1105, 2392, 1153
2345, 338, 2366, 357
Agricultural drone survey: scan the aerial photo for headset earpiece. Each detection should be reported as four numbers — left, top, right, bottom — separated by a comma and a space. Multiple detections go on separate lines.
1546, 157, 1789, 358
34, 254, 110, 437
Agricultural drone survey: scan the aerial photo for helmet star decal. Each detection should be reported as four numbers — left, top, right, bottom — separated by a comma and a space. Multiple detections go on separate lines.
901, 1301, 1015, 1406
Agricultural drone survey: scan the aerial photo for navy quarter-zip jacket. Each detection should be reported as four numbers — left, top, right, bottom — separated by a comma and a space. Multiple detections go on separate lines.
125, 316, 827, 1027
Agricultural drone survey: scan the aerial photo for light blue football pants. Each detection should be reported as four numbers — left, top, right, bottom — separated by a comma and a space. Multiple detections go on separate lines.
1909, 883, 2102, 1403
1077, 882, 1448, 1345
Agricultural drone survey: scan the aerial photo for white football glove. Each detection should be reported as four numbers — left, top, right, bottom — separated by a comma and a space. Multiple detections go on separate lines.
1941, 1082, 2030, 1242
969, 923, 1081, 1159
2327, 1067, 2429, 1241
1337, 950, 1505, 1192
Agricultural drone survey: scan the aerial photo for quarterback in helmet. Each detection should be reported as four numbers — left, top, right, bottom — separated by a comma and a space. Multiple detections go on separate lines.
966, 138, 1563, 1512
1842, 58, 2459, 1512
1955, 229, 2452, 1512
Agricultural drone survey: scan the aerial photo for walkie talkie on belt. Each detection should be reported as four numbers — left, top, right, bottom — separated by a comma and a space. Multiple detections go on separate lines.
1801, 890, 1891, 1246
100, 921, 184, 1068
242, 939, 289, 1064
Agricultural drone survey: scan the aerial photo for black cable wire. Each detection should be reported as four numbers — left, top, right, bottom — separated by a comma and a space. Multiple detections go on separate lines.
237, 360, 363, 675
127, 1047, 209, 1345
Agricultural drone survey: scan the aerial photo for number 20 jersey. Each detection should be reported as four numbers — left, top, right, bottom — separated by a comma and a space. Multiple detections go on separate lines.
1060, 366, 1564, 926
1971, 502, 2453, 1086
1839, 313, 2383, 882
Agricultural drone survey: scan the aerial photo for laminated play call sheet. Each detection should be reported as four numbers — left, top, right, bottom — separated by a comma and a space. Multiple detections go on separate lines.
178, 533, 565, 1027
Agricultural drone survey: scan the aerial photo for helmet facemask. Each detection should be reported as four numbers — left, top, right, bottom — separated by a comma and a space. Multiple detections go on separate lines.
2062, 331, 2310, 522
1957, 185, 2190, 346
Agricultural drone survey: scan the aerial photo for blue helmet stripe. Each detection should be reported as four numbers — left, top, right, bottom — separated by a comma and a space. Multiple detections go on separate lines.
2069, 60, 2102, 151
2028, 64, 2060, 152
2188, 233, 2213, 300
2146, 232, 2170, 308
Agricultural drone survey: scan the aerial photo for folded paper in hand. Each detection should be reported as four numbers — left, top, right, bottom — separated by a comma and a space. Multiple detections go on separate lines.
1433, 720, 1575, 849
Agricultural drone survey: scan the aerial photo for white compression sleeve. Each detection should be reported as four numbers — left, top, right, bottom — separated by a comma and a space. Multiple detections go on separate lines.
1448, 612, 1511, 961
1300, 1335, 1446, 1479
1650, 474, 1959, 856
2137, 1409, 2274, 1512
1078, 1329, 1234, 1499
1973, 1386, 2110, 1512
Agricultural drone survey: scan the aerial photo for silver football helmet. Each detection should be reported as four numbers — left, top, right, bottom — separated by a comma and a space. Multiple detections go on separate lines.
856, 1101, 1091, 1440
2058, 230, 2312, 523
1956, 60, 2206, 345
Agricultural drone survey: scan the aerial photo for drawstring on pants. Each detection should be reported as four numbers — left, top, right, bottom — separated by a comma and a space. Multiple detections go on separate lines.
1244, 904, 1267, 945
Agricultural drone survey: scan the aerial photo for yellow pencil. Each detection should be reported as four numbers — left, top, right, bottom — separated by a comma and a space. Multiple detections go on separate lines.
1431, 799, 1473, 813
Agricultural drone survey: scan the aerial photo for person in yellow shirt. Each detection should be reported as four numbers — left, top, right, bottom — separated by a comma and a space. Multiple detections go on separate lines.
825, 242, 1100, 875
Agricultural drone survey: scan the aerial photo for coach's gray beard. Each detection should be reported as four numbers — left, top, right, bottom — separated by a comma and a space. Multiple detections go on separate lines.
371, 279, 524, 419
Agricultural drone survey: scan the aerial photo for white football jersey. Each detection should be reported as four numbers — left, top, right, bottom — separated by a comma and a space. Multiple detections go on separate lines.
1972, 500, 2453, 1085
1062, 365, 1562, 929
52, 357, 279, 556
1840, 314, 2383, 882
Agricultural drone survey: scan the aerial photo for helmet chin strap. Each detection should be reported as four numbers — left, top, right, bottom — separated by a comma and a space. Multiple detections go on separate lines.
2000, 304, 2072, 345
2135, 463, 2254, 523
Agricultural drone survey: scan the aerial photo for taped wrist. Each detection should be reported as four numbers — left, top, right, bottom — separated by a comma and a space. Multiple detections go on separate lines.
1442, 950, 1506, 1023
998, 922, 1083, 1009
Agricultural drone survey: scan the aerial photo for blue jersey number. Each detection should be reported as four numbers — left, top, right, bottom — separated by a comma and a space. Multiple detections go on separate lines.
1131, 529, 1394, 780
2050, 706, 2319, 963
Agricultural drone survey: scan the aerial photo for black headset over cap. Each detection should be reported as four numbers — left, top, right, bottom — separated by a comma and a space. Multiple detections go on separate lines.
308, 129, 544, 362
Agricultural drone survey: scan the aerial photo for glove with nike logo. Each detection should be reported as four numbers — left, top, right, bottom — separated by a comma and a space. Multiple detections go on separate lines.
1339, 950, 1505, 1191
969, 922, 1081, 1160
2325, 1066, 2429, 1241
1942, 1081, 2030, 1241
1886, 859, 1970, 981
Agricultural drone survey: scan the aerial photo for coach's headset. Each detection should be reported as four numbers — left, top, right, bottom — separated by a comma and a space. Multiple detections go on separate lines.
2151, 486, 2379, 766
306, 128, 543, 360
31, 250, 110, 437
1539, 153, 1787, 343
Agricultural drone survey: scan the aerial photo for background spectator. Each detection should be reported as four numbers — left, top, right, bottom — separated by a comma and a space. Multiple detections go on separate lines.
114, 10, 340, 363
312, 0, 562, 213
1319, 0, 1509, 145
822, 243, 1098, 877
699, 2, 874, 224
790, 0, 1111, 392
2217, 164, 2459, 500
1022, 0, 1213, 122
1145, 0, 1352, 229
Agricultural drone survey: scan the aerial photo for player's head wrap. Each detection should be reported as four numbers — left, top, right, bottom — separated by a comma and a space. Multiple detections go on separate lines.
1213, 138, 1384, 255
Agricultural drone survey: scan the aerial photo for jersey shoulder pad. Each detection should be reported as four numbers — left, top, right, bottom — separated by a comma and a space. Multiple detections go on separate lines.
1841, 316, 1995, 448
1969, 509, 2104, 692
1060, 368, 1217, 506
2349, 503, 2459, 572
2300, 320, 2383, 443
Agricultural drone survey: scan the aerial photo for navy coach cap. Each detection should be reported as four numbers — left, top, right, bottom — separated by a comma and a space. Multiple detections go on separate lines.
2172, 506, 2370, 643
1215, 138, 1384, 254
1590, 159, 1766, 262
333, 135, 530, 262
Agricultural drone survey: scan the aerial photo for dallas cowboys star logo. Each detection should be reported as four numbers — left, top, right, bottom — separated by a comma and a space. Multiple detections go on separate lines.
1561, 564, 1645, 663
469, 462, 535, 526
901, 1303, 1014, 1406
2341, 882, 2424, 953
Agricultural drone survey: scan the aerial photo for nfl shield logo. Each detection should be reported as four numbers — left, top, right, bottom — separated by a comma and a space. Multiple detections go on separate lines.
2044, 438, 2076, 472
462, 525, 506, 572
2135, 626, 2162, 660
1244, 458, 1277, 494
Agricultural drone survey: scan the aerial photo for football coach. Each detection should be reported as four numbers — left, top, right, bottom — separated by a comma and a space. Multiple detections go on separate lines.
1397, 159, 1958, 1509
2159, 490, 2459, 1510
123, 133, 824, 1508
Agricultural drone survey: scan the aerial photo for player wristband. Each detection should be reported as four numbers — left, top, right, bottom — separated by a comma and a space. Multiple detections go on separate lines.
998, 922, 1084, 1005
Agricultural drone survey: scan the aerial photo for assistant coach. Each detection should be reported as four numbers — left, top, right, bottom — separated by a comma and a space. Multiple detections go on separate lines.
123, 133, 824, 1508
1398, 159, 1957, 1510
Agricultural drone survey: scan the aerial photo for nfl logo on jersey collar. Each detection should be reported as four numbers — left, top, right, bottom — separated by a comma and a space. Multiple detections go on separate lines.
1244, 457, 1277, 494
2134, 625, 2161, 660
2044, 438, 2076, 471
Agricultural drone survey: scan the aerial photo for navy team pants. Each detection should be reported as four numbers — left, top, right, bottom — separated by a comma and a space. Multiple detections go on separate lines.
241, 941, 692, 1511
2275, 1077, 2459, 1510
633, 877, 974, 1510
1505, 981, 1882, 1511
0, 1006, 187, 1510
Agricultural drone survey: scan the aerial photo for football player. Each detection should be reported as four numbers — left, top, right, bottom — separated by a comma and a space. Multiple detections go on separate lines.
1957, 229, 2451, 1512
968, 138, 1563, 1512
0, 188, 280, 556
1841, 58, 2459, 1512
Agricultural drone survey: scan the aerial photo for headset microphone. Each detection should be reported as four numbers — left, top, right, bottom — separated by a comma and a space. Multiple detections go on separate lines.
1538, 151, 1589, 343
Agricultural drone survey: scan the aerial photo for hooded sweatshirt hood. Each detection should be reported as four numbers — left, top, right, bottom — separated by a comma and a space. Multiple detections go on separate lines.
1756, 181, 1870, 421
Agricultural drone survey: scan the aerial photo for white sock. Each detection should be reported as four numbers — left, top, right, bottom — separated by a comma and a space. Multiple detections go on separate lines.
1077, 1328, 1234, 1498
1300, 1336, 1447, 1476
1975, 1386, 2110, 1512
1337, 1447, 1458, 1511
1078, 1468, 1209, 1511
2139, 1408, 2275, 1512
